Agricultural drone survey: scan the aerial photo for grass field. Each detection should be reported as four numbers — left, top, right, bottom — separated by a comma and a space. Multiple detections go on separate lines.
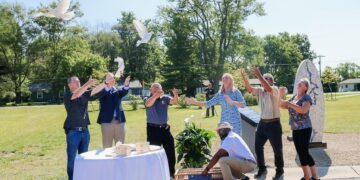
0, 95, 359, 179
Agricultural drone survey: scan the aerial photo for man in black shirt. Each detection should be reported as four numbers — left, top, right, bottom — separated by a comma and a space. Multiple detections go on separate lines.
205, 83, 216, 117
63, 76, 104, 180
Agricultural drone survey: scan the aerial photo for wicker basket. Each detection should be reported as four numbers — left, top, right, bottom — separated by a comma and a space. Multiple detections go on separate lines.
175, 167, 223, 180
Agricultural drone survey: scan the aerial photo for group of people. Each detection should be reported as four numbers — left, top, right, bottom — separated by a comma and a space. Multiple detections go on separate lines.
63, 67, 319, 180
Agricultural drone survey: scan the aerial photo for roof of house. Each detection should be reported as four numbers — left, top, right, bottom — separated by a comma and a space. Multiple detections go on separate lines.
129, 80, 143, 88
339, 78, 360, 84
249, 78, 261, 85
29, 83, 51, 92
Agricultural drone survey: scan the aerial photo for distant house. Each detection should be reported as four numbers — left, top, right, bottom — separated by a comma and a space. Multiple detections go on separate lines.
29, 83, 53, 102
117, 79, 149, 98
339, 78, 360, 92
249, 78, 261, 87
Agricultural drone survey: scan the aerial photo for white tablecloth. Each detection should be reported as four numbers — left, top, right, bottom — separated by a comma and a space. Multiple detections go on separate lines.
73, 146, 170, 180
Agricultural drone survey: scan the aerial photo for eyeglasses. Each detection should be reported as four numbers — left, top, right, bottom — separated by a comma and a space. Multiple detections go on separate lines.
264, 77, 273, 81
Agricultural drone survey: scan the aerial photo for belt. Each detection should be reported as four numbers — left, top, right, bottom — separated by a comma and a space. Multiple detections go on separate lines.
147, 123, 169, 129
261, 118, 280, 123
67, 127, 88, 131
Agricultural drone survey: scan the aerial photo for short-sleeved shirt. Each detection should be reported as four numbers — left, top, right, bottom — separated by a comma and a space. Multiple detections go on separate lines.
221, 131, 256, 162
255, 86, 280, 119
288, 94, 313, 130
205, 89, 245, 135
144, 95, 172, 125
205, 88, 215, 100
63, 90, 91, 129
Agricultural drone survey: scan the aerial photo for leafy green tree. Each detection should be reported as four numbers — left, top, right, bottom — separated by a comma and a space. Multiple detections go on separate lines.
88, 31, 122, 72
335, 62, 360, 81
161, 0, 265, 89
0, 3, 39, 103
263, 32, 316, 91
161, 8, 203, 96
321, 66, 340, 92
112, 12, 163, 84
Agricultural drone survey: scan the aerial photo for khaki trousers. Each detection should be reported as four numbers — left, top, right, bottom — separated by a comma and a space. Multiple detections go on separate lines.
101, 119, 125, 148
219, 157, 256, 180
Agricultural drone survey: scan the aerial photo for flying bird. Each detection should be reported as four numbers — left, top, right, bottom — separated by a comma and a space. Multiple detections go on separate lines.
33, 0, 75, 21
133, 20, 153, 47
114, 57, 125, 78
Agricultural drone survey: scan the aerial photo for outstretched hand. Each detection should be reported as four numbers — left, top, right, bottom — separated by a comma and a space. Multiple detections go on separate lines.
124, 75, 131, 86
240, 68, 248, 78
279, 86, 288, 99
185, 97, 196, 105
171, 88, 179, 96
86, 76, 98, 87
251, 67, 262, 78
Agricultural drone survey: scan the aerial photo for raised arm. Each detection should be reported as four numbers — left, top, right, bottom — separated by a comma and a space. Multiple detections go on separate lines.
71, 76, 97, 100
90, 82, 106, 96
145, 90, 163, 108
251, 67, 273, 94
185, 97, 206, 107
169, 88, 179, 105
287, 99, 311, 114
223, 90, 245, 108
240, 68, 256, 95
278, 87, 289, 109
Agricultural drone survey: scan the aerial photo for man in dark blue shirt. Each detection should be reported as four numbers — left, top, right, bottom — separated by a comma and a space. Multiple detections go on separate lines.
63, 76, 104, 180
144, 83, 179, 178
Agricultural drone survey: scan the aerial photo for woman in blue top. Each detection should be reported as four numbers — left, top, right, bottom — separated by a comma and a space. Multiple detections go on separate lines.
279, 78, 319, 180
186, 73, 246, 135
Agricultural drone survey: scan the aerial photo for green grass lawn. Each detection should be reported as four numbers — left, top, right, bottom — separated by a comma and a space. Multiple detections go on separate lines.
0, 95, 359, 178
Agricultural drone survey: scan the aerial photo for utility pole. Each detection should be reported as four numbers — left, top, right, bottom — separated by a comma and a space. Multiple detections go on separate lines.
318, 55, 325, 78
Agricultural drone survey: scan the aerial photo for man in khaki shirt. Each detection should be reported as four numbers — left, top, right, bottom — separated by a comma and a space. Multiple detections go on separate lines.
241, 68, 284, 180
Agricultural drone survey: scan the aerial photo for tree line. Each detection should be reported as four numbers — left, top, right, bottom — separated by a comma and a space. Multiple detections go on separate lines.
0, 0, 358, 104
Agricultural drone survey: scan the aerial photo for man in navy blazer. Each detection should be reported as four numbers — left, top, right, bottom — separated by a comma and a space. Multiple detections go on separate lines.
96, 72, 131, 148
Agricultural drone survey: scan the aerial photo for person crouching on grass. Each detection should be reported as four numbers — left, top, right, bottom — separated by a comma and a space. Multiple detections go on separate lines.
201, 122, 256, 180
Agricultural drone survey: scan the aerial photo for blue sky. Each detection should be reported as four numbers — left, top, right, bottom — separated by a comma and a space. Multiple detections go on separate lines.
5, 0, 360, 69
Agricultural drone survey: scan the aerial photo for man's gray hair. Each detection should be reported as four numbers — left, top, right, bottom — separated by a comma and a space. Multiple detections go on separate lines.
151, 82, 162, 89
67, 76, 79, 84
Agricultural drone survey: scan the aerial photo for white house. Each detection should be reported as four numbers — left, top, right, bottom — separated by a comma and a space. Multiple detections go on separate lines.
339, 78, 360, 92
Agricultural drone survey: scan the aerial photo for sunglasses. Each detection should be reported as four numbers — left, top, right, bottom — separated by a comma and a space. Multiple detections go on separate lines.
265, 77, 273, 81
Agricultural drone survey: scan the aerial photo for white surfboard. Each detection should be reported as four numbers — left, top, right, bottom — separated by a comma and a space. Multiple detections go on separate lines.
293, 59, 325, 143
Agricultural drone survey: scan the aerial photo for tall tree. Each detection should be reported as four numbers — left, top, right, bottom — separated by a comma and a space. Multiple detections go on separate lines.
161, 0, 265, 89
263, 32, 316, 91
321, 66, 340, 92
112, 12, 163, 84
88, 31, 122, 72
0, 3, 39, 103
161, 8, 203, 96
335, 62, 360, 81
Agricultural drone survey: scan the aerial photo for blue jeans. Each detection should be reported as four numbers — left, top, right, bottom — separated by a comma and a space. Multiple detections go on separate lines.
66, 129, 90, 180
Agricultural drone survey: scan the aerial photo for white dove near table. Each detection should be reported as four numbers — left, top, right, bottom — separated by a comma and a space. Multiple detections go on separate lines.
133, 20, 153, 47
33, 0, 75, 21
114, 57, 125, 78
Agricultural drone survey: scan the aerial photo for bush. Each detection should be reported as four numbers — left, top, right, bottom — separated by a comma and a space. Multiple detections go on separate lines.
175, 122, 215, 168
127, 94, 142, 110
244, 92, 258, 106
195, 93, 206, 101
177, 95, 189, 109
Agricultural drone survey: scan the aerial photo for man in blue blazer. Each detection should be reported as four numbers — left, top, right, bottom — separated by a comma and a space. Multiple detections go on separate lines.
96, 72, 131, 148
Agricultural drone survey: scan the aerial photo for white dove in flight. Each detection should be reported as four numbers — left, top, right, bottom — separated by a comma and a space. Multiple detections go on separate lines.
133, 20, 153, 47
33, 0, 75, 21
114, 57, 125, 78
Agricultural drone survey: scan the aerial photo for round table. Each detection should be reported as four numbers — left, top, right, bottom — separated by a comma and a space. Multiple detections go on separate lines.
73, 146, 170, 180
